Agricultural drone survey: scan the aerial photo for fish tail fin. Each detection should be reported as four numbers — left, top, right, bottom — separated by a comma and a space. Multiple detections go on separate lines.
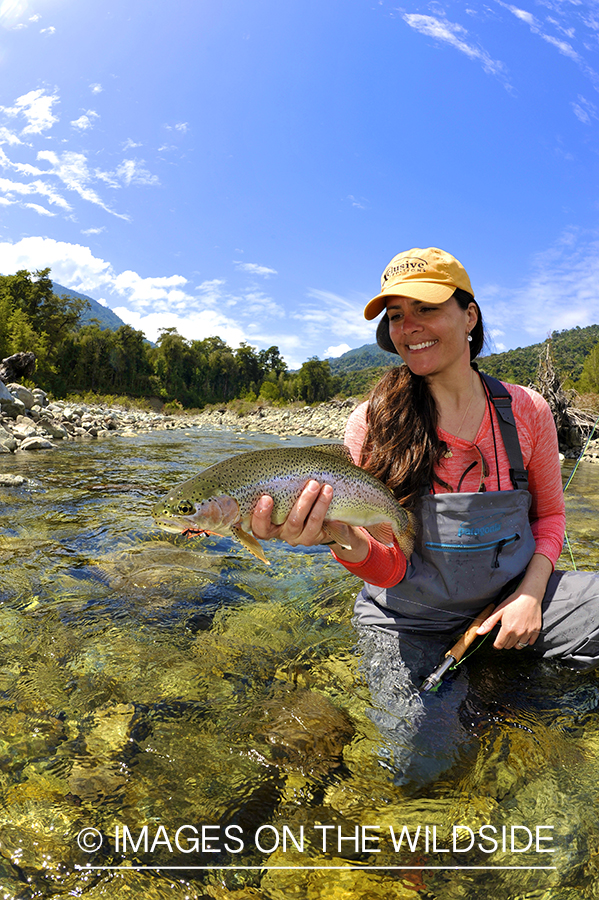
394, 510, 416, 560
231, 525, 270, 565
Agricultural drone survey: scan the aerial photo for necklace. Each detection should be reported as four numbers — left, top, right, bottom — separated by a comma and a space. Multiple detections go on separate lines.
443, 373, 475, 459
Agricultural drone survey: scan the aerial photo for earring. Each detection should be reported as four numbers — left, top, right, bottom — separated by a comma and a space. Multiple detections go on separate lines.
467, 334, 472, 342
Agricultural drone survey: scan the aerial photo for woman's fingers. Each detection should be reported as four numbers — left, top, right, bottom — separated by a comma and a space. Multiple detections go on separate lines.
251, 482, 334, 546
280, 482, 333, 545
251, 494, 278, 540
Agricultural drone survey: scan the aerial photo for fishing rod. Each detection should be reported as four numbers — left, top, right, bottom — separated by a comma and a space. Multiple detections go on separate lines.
419, 603, 494, 693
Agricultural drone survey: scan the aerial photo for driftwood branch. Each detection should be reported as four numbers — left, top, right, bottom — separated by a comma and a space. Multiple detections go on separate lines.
0, 352, 36, 385
533, 341, 595, 451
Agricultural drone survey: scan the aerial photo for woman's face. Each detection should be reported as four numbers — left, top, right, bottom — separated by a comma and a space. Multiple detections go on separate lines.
386, 295, 478, 379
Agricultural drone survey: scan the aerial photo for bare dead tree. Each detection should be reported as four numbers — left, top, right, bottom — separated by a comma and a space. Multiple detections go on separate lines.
533, 341, 595, 450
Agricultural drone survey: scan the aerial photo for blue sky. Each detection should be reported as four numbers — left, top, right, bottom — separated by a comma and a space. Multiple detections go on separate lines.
0, 0, 598, 368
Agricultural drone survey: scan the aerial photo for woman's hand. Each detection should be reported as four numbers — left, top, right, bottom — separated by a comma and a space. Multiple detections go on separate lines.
251, 480, 370, 562
476, 552, 552, 650
251, 480, 335, 547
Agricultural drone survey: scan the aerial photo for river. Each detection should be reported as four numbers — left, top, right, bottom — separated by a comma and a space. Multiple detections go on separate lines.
0, 426, 598, 899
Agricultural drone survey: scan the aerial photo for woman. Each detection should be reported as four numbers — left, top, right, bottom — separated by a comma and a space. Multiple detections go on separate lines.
252, 247, 599, 680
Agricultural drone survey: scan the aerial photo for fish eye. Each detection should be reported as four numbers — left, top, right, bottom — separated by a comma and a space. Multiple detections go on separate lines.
177, 500, 195, 515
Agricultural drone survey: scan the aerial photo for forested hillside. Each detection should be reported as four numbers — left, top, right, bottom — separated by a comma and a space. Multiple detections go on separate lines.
327, 324, 599, 396
0, 269, 341, 406
3, 268, 599, 406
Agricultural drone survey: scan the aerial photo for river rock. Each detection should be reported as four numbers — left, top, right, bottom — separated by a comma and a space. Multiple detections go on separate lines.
0, 474, 26, 485
258, 688, 355, 775
7, 383, 35, 410
0, 425, 17, 453
18, 436, 55, 451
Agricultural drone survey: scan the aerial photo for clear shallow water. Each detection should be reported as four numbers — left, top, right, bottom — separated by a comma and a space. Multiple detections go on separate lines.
0, 433, 598, 899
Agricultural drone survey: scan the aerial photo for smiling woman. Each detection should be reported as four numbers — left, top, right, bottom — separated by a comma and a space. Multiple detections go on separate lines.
251, 245, 599, 787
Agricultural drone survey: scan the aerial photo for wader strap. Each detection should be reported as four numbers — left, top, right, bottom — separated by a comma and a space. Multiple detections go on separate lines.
479, 372, 529, 491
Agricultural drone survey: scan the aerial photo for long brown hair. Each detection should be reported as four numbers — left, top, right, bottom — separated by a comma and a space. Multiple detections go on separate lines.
360, 289, 485, 511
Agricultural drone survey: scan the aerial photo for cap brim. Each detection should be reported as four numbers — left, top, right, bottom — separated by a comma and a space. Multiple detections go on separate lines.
363, 282, 457, 320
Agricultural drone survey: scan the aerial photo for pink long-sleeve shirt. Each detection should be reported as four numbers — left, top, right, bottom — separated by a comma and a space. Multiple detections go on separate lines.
333, 381, 565, 588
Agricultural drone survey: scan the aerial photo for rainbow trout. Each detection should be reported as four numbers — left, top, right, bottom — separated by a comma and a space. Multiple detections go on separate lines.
152, 444, 414, 564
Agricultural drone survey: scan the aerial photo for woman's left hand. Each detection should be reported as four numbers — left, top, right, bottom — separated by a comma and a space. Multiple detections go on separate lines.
476, 552, 552, 651
476, 589, 542, 649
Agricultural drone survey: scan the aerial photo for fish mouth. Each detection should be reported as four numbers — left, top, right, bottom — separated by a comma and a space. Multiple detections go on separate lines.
153, 515, 199, 534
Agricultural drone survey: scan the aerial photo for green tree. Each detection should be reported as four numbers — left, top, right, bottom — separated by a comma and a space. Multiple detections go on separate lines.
296, 357, 337, 403
576, 342, 599, 393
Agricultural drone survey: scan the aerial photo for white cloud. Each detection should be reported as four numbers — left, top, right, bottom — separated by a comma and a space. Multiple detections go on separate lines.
234, 261, 277, 276
112, 307, 249, 348
71, 110, 99, 131
23, 201, 54, 216
36, 150, 130, 218
403, 14, 507, 79
296, 289, 373, 345
90, 83, 103, 94
112, 271, 189, 308
81, 226, 106, 235
123, 138, 142, 150
0, 88, 59, 134
0, 174, 72, 210
481, 230, 599, 349
0, 126, 22, 145
0, 237, 366, 369
115, 159, 159, 186
347, 195, 367, 209
572, 95, 597, 123
497, 1, 599, 84
40, 25, 55, 34
0, 237, 114, 289
325, 343, 352, 358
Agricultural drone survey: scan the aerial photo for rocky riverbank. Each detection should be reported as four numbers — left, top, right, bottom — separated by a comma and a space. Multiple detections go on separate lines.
0, 380, 361, 457
189, 397, 360, 440
0, 381, 188, 456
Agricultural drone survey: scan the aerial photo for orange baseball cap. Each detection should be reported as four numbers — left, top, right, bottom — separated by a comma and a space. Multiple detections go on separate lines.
364, 247, 474, 320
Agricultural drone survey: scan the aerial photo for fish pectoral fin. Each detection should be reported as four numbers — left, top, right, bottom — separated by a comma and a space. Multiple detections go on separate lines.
322, 521, 353, 550
365, 515, 416, 558
230, 525, 270, 566
363, 521, 395, 547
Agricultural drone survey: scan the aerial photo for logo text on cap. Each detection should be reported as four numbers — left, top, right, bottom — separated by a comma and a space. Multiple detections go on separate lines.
383, 257, 428, 283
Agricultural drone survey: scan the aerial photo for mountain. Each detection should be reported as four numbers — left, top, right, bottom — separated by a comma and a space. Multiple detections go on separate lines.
327, 342, 398, 373
52, 282, 128, 332
326, 324, 599, 388
479, 324, 599, 386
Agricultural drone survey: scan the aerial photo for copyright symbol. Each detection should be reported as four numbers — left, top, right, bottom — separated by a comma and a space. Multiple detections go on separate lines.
77, 827, 103, 852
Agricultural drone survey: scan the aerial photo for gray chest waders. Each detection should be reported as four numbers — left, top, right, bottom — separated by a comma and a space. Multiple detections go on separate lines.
353, 372, 537, 636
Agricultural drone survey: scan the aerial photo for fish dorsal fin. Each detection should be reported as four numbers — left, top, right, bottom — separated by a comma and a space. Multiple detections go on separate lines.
309, 443, 355, 464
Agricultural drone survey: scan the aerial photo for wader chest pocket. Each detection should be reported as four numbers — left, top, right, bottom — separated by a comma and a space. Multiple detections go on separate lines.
425, 533, 521, 569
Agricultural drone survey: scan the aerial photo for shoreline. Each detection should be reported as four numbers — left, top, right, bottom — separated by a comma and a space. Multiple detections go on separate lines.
2, 380, 597, 467
0, 382, 361, 458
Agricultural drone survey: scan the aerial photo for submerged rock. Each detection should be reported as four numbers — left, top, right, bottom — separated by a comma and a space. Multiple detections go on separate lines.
258, 688, 354, 775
